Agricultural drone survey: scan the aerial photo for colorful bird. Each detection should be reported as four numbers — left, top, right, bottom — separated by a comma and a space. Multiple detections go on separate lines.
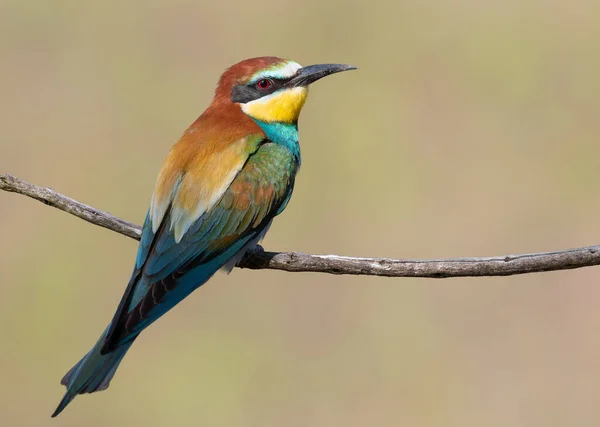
52, 56, 356, 417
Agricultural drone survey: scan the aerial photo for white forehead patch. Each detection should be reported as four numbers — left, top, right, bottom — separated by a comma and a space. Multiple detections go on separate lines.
250, 61, 302, 82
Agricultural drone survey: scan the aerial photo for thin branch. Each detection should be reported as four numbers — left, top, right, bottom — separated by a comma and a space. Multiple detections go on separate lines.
0, 174, 140, 240
2, 173, 600, 278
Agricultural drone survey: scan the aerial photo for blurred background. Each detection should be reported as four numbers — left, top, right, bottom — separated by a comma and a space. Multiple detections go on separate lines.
1, 0, 600, 425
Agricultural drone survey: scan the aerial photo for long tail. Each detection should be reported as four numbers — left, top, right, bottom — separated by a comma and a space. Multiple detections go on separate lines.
51, 329, 137, 417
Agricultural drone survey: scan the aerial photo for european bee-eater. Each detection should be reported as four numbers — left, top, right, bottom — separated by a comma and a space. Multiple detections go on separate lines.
52, 56, 356, 417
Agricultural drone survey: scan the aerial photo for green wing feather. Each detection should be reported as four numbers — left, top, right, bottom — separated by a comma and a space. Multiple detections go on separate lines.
102, 142, 298, 352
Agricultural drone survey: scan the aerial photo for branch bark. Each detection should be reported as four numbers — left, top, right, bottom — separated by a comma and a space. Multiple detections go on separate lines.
2, 173, 600, 278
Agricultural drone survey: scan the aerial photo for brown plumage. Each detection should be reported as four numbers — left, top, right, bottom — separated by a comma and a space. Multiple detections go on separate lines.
150, 57, 293, 239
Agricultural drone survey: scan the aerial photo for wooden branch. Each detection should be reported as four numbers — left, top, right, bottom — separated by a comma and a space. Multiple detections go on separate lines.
2, 173, 600, 278
0, 174, 141, 239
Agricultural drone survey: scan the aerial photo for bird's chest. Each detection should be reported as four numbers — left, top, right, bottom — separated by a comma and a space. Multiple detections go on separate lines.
246, 142, 300, 187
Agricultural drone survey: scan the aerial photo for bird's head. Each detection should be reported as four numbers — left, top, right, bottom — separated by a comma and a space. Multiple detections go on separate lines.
213, 57, 356, 125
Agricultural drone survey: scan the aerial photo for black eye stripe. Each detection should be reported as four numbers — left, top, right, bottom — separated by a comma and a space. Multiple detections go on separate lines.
230, 78, 288, 103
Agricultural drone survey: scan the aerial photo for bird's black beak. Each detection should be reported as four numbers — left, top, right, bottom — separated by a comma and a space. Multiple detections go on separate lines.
287, 63, 357, 87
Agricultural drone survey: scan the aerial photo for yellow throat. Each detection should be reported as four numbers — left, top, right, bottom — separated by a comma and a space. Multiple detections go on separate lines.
242, 86, 308, 123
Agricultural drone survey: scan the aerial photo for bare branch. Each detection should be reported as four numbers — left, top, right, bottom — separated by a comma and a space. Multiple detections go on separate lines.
2, 173, 600, 278
0, 174, 140, 240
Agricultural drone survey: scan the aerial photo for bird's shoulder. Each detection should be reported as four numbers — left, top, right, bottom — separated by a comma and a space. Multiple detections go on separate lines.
149, 131, 263, 240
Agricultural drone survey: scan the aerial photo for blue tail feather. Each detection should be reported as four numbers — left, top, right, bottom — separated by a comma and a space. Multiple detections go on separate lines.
51, 329, 136, 417
52, 234, 260, 417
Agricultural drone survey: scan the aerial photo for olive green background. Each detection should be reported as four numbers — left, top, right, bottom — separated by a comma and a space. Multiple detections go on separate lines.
2, 1, 600, 426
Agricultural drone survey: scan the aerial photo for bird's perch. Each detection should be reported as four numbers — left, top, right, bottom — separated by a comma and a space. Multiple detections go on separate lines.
2, 173, 600, 278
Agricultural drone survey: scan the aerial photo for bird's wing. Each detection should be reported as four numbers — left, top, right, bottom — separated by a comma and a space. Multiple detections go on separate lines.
102, 139, 297, 353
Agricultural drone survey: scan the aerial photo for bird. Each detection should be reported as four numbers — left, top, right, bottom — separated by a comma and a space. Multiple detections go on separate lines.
51, 56, 356, 417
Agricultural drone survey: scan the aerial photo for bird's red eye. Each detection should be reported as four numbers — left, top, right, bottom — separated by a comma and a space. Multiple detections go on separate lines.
256, 79, 273, 90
